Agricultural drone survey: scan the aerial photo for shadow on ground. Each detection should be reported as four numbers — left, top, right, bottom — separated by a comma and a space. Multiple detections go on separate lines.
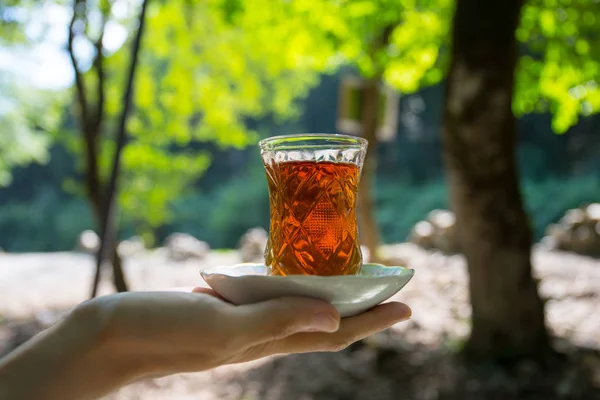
1, 315, 600, 400
217, 331, 600, 400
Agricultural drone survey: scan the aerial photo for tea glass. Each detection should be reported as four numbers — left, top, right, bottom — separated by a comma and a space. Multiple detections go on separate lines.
259, 134, 368, 276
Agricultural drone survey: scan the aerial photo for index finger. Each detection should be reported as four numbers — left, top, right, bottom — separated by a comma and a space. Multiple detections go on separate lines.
191, 287, 230, 302
246, 302, 411, 358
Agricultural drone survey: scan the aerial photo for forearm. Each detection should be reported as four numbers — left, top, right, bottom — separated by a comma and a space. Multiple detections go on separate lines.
0, 303, 142, 400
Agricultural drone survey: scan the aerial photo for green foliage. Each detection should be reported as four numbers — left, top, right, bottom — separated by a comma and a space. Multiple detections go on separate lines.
2, 0, 600, 247
168, 152, 269, 248
376, 178, 449, 241
255, 0, 452, 91
0, 186, 93, 251
0, 1, 68, 186
4, 165, 598, 252
515, 0, 600, 132
0, 0, 40, 44
55, 0, 344, 239
0, 76, 64, 186
522, 175, 600, 238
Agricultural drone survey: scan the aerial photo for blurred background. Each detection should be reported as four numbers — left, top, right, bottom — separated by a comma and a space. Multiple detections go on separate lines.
1, 0, 599, 399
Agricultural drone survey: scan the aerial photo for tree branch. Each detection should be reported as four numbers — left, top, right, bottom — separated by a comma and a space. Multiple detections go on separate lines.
68, 0, 103, 249
93, 4, 108, 136
91, 0, 150, 297
67, 0, 89, 133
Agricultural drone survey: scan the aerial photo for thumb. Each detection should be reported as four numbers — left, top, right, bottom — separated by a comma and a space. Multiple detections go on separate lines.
232, 297, 341, 346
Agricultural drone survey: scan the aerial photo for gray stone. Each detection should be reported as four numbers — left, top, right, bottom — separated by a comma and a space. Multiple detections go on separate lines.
118, 236, 146, 257
409, 210, 460, 254
164, 233, 210, 261
75, 230, 100, 254
238, 227, 268, 263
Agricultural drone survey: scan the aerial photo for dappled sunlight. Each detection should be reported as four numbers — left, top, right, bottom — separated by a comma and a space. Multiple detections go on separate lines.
1, 0, 600, 398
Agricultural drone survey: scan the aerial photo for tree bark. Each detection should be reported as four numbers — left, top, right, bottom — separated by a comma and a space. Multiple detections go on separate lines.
91, 0, 149, 297
86, 148, 128, 295
85, 126, 129, 296
442, 0, 552, 362
68, 0, 129, 296
359, 79, 382, 264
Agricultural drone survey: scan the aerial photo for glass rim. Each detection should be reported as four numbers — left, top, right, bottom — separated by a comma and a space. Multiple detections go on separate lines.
258, 133, 368, 151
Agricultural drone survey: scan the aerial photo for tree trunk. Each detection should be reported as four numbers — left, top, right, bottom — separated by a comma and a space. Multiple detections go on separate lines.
84, 134, 128, 295
85, 159, 129, 295
359, 79, 382, 264
111, 248, 128, 292
442, 0, 552, 363
69, 0, 129, 297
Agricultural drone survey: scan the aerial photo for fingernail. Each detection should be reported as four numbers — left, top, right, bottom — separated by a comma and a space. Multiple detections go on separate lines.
308, 313, 339, 332
394, 303, 412, 321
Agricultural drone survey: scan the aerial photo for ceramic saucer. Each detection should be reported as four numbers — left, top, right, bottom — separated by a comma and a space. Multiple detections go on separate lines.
200, 263, 414, 317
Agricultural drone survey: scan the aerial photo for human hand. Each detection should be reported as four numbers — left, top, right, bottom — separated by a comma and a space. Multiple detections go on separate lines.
0, 288, 411, 400
81, 287, 411, 379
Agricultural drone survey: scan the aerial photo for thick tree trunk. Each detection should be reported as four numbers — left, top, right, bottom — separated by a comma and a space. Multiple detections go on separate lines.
359, 79, 382, 264
442, 0, 552, 362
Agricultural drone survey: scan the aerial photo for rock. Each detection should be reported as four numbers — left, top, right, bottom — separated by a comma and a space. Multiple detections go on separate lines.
409, 210, 460, 254
118, 236, 146, 257
546, 223, 563, 239
410, 221, 435, 249
432, 222, 458, 255
164, 233, 210, 261
238, 227, 268, 263
586, 203, 600, 221
381, 254, 408, 267
428, 209, 455, 229
538, 235, 558, 251
561, 208, 586, 226
75, 230, 100, 254
541, 203, 600, 257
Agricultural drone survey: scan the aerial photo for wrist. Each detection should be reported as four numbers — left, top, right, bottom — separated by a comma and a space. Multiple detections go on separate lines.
34, 299, 148, 399
0, 300, 138, 400
65, 298, 151, 384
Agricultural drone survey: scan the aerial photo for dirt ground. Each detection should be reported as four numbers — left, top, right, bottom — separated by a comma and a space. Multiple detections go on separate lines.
1, 244, 600, 399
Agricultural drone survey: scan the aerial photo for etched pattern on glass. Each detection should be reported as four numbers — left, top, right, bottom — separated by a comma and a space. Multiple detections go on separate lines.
262, 160, 362, 275
260, 134, 367, 276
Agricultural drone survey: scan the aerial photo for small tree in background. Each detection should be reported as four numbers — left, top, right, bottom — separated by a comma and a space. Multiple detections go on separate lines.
0, 0, 344, 293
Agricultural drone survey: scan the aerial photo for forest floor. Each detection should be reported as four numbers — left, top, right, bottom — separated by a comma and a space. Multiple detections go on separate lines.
1, 244, 600, 400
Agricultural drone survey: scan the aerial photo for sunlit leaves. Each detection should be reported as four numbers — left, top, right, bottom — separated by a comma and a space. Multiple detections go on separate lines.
0, 76, 64, 186
241, 0, 452, 93
118, 143, 211, 230
515, 0, 600, 133
113, 0, 324, 147
94, 0, 335, 233
4, 0, 600, 240
385, 5, 452, 92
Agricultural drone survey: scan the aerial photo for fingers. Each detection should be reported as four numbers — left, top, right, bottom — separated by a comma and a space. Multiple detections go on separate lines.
228, 297, 341, 348
191, 287, 218, 296
191, 287, 229, 302
262, 302, 411, 355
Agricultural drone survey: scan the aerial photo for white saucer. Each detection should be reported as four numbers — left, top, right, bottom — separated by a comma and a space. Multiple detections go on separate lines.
200, 263, 415, 317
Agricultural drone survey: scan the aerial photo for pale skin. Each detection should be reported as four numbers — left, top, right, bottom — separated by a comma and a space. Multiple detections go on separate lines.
0, 288, 411, 400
